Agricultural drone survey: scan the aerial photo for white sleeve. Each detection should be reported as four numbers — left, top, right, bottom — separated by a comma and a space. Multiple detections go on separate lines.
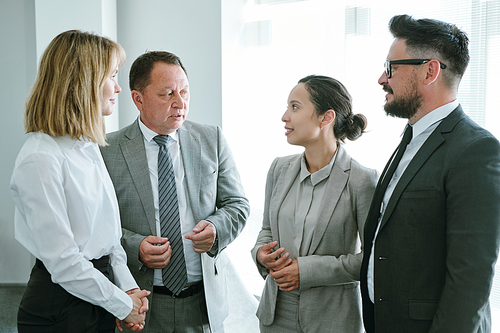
11, 152, 133, 320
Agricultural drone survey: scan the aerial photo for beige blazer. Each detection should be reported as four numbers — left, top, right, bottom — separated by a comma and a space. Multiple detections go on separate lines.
101, 119, 250, 333
251, 145, 377, 332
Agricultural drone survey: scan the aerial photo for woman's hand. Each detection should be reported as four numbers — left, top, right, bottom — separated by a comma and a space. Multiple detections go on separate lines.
270, 259, 300, 292
256, 241, 292, 271
116, 289, 151, 331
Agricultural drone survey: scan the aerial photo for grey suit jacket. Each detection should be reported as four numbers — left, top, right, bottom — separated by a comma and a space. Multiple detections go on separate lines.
361, 106, 500, 333
251, 145, 377, 332
101, 119, 249, 333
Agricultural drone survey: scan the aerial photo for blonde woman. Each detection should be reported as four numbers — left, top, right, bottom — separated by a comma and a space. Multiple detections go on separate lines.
10, 30, 149, 333
252, 75, 377, 332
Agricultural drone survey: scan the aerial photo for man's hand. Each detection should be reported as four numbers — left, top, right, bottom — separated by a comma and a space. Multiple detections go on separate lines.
185, 220, 216, 253
256, 241, 292, 271
139, 236, 171, 269
116, 289, 151, 331
270, 259, 300, 292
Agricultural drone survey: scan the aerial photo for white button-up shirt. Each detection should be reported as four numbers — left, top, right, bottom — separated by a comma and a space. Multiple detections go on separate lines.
10, 132, 138, 320
138, 119, 202, 285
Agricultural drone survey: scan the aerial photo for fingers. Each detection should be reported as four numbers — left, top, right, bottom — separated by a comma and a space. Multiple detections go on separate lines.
261, 240, 278, 251
116, 318, 123, 332
191, 220, 211, 234
185, 220, 216, 241
270, 260, 300, 292
185, 220, 216, 253
145, 235, 168, 245
257, 241, 292, 270
138, 293, 149, 314
272, 257, 293, 271
139, 236, 172, 269
134, 289, 151, 300
129, 323, 144, 332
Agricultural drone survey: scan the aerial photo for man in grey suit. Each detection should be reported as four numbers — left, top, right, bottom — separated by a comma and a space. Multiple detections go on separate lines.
360, 15, 500, 333
101, 51, 249, 333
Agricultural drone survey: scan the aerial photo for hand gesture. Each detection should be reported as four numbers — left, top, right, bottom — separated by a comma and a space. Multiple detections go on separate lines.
185, 220, 216, 253
270, 259, 300, 292
256, 241, 292, 271
139, 236, 171, 269
116, 289, 150, 331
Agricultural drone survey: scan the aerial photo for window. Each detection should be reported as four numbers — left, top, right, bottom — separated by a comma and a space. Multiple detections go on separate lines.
222, 0, 500, 329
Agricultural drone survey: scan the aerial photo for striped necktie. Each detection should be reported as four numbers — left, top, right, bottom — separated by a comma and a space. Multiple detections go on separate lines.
153, 135, 187, 296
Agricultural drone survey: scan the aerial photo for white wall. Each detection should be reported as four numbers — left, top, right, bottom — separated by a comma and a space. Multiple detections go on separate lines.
0, 0, 223, 283
116, 0, 222, 128
0, 0, 37, 284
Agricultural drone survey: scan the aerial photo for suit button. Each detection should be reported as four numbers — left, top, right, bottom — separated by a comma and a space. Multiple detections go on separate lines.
146, 281, 153, 287
378, 256, 387, 260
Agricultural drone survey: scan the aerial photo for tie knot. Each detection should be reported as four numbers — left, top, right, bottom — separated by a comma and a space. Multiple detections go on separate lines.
402, 125, 413, 144
153, 135, 171, 147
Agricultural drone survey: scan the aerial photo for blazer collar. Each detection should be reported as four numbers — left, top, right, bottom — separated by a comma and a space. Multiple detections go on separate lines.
121, 119, 157, 234
379, 106, 466, 230
270, 145, 351, 254
309, 145, 350, 254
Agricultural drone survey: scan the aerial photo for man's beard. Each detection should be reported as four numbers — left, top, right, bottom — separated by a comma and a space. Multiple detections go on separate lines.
383, 81, 422, 120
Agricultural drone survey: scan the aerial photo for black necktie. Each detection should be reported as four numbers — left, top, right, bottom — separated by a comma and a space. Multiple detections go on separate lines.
371, 125, 413, 218
153, 135, 187, 296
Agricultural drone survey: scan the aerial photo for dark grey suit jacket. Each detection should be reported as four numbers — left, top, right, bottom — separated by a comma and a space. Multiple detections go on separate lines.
361, 106, 500, 333
100, 119, 249, 332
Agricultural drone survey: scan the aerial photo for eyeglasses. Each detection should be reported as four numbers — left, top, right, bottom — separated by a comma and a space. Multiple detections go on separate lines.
384, 59, 447, 78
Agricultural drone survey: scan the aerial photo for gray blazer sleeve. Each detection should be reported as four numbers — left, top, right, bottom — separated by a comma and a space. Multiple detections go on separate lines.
429, 134, 500, 332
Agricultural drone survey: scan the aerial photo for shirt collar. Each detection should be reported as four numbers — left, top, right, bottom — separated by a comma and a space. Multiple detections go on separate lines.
300, 149, 338, 186
406, 100, 459, 139
138, 116, 179, 143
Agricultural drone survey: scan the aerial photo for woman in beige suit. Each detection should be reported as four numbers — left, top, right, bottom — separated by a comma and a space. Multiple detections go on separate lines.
251, 75, 377, 332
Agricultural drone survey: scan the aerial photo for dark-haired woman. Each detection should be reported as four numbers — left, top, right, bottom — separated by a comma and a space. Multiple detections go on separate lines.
251, 75, 377, 332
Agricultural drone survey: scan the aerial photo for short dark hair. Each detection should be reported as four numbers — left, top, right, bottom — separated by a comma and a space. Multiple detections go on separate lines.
129, 51, 187, 92
298, 75, 367, 143
389, 14, 469, 88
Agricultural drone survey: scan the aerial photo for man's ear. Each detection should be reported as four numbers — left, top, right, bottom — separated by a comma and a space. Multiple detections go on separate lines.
321, 109, 335, 129
131, 90, 143, 111
423, 60, 442, 86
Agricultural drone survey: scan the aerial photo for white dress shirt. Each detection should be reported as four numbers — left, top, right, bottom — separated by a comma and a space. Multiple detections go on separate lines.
10, 132, 138, 320
138, 119, 202, 285
367, 100, 459, 302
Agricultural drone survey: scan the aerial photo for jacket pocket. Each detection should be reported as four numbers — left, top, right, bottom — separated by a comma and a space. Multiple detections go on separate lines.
409, 300, 438, 320
201, 170, 217, 185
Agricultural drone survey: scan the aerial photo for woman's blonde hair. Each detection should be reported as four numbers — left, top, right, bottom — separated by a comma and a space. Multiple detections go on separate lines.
25, 30, 125, 145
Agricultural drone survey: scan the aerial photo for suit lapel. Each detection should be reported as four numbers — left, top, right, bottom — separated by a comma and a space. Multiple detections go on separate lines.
308, 145, 350, 254
121, 120, 157, 234
178, 122, 202, 222
270, 155, 301, 241
379, 107, 465, 230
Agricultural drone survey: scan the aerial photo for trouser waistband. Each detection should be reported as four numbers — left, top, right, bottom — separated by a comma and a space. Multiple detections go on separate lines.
35, 255, 111, 277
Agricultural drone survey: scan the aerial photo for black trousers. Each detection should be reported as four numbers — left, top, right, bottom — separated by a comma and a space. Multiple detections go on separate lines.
18, 257, 116, 333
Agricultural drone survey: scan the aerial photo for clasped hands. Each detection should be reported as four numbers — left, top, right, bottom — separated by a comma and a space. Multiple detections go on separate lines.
116, 288, 150, 331
257, 240, 300, 292
139, 220, 216, 269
